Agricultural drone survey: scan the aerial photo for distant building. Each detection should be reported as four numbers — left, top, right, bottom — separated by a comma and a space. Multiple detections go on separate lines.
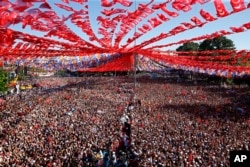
152, 50, 178, 56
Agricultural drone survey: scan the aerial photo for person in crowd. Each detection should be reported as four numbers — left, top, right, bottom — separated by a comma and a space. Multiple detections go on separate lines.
0, 75, 249, 167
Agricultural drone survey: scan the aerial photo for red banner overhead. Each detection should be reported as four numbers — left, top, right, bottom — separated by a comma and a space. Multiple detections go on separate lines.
78, 53, 134, 72
0, 0, 249, 55
0, 0, 249, 75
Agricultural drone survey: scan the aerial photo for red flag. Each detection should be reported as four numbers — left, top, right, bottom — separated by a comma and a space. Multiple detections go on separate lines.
101, 0, 114, 7
143, 7, 154, 14
181, 22, 195, 29
161, 6, 179, 17
157, 13, 169, 22
243, 22, 250, 29
55, 3, 74, 11
171, 25, 186, 33
21, 15, 33, 29
188, 152, 193, 164
34, 124, 39, 129
172, 0, 192, 12
157, 114, 161, 120
152, 3, 164, 9
148, 17, 162, 28
45, 98, 51, 104
114, 0, 133, 7
101, 8, 127, 16
142, 24, 151, 31
0, 1, 13, 11
0, 29, 14, 47
219, 30, 232, 35
138, 27, 147, 33
133, 32, 141, 38
71, 0, 87, 4
152, 3, 179, 17
0, 10, 17, 27
230, 0, 246, 13
65, 95, 71, 100
22, 0, 45, 2
62, 0, 69, 3
197, 117, 202, 123
191, 0, 210, 4
26, 8, 42, 19
21, 43, 30, 50
14, 42, 23, 49
12, 1, 32, 12
214, 0, 229, 17
191, 16, 206, 27
39, 2, 51, 9
200, 9, 217, 22
230, 26, 245, 33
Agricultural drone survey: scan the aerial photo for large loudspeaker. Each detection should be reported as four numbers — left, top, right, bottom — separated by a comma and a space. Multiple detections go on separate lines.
15, 65, 20, 74
24, 66, 28, 75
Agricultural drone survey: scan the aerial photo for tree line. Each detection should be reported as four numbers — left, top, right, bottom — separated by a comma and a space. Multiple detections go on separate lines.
175, 36, 250, 87
176, 36, 235, 52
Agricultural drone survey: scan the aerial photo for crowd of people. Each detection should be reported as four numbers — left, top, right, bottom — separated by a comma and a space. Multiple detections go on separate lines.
0, 74, 249, 166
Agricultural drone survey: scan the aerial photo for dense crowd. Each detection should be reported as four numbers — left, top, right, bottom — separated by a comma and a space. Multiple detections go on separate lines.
0, 75, 249, 167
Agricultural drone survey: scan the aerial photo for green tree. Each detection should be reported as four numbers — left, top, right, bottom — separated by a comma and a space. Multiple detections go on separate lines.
199, 36, 235, 51
0, 68, 9, 93
176, 42, 199, 52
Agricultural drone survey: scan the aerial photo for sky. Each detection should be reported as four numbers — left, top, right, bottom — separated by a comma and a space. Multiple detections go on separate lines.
9, 0, 250, 51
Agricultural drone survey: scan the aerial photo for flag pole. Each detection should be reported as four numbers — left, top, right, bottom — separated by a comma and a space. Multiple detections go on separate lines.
133, 52, 136, 102
133, 0, 137, 103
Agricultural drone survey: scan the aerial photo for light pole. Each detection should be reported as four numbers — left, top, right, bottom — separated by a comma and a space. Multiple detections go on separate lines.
133, 52, 137, 102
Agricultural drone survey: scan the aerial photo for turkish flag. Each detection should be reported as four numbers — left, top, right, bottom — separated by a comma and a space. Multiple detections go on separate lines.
152, 3, 178, 17
39, 2, 51, 9
161, 6, 179, 17
200, 9, 217, 22
55, 3, 74, 11
142, 24, 151, 31
171, 25, 186, 33
214, 0, 229, 17
148, 17, 162, 28
101, 8, 127, 16
101, 0, 114, 7
172, 0, 192, 12
243, 22, 250, 29
181, 22, 195, 29
230, 0, 246, 13
191, 0, 210, 4
157, 13, 169, 22
71, 0, 87, 4
0, 29, 14, 47
0, 1, 13, 11
230, 26, 245, 33
62, 0, 69, 3
114, 0, 133, 7
12, 1, 32, 12
191, 16, 206, 27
